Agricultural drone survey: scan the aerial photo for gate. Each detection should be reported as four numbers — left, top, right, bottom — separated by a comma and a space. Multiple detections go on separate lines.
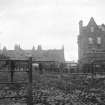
0, 55, 33, 105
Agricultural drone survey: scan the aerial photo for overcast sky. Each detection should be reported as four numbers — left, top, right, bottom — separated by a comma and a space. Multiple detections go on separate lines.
0, 0, 105, 61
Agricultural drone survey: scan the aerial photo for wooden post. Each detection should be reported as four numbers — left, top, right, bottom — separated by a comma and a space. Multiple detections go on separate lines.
10, 60, 15, 82
27, 57, 33, 105
92, 63, 95, 79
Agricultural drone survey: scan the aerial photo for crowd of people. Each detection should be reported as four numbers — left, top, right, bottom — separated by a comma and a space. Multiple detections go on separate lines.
32, 73, 105, 105
0, 73, 105, 105
31, 87, 105, 105
21, 73, 102, 105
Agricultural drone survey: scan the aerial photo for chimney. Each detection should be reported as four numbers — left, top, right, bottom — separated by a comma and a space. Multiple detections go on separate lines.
79, 20, 83, 34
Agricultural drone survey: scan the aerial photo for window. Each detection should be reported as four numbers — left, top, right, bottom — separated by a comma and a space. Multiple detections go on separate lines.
90, 27, 94, 32
88, 37, 93, 44
97, 37, 101, 44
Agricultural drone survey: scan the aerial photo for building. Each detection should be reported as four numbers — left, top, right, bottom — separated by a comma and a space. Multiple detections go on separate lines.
1, 45, 65, 62
78, 17, 105, 72
64, 61, 78, 73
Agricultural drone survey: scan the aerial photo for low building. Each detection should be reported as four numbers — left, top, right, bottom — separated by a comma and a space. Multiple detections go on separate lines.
64, 61, 78, 73
1, 45, 65, 62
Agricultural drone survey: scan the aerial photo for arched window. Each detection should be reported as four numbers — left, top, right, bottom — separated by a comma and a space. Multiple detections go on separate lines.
97, 37, 101, 44
88, 37, 93, 44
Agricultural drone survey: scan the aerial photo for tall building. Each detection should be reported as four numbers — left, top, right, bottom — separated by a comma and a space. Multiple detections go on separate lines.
78, 17, 105, 72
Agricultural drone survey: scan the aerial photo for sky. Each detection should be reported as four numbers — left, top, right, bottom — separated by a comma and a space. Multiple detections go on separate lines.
0, 0, 105, 61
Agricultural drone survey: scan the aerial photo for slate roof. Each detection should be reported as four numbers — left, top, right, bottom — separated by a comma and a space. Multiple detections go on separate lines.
3, 48, 65, 62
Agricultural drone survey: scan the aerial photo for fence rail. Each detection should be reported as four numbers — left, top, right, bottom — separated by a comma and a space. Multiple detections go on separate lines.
0, 57, 33, 105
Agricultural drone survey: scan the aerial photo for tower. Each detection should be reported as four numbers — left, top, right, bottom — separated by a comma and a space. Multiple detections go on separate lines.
78, 17, 105, 72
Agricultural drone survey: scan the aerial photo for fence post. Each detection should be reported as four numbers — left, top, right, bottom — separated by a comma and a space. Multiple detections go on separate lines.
10, 60, 15, 82
27, 57, 33, 105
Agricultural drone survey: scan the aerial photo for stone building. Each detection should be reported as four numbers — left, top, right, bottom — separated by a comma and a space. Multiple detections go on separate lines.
78, 17, 105, 72
1, 45, 65, 62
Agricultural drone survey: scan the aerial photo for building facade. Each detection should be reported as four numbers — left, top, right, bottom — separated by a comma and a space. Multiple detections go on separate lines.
1, 45, 65, 62
78, 17, 105, 72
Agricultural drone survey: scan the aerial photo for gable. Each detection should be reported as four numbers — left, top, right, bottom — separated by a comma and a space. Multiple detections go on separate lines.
87, 17, 98, 28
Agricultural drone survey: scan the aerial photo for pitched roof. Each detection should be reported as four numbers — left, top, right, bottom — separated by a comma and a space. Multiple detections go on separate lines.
6, 49, 65, 62
7, 50, 28, 60
32, 50, 65, 62
87, 17, 97, 27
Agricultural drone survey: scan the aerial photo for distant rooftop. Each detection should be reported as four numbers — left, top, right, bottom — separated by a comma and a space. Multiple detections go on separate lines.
80, 17, 105, 31
0, 45, 65, 62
